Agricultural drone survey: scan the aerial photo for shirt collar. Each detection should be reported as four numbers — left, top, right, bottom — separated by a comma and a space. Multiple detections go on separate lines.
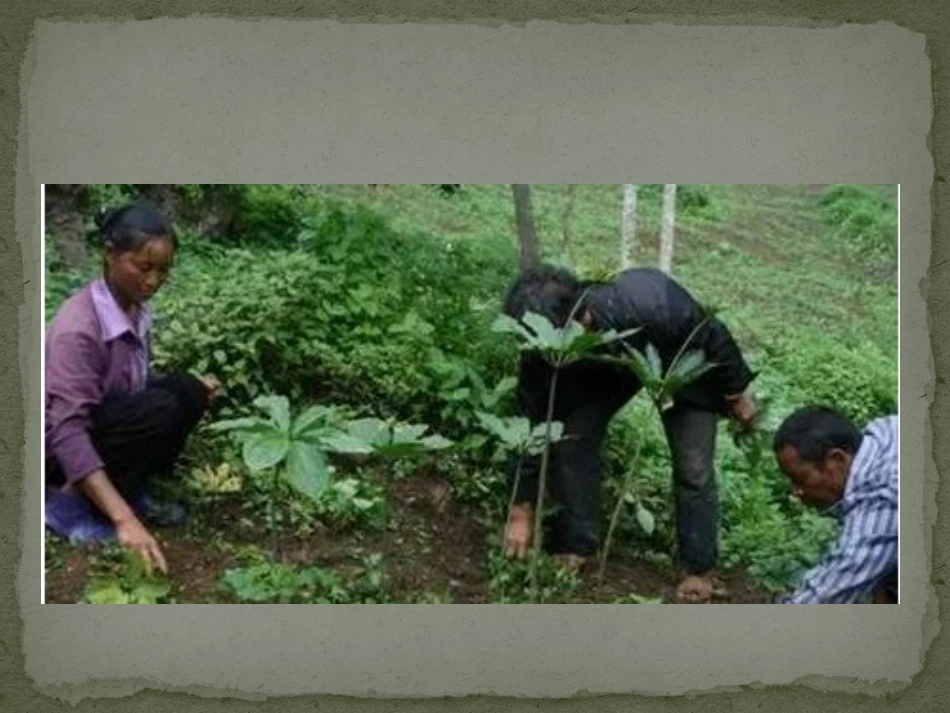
90, 277, 152, 343
826, 426, 877, 518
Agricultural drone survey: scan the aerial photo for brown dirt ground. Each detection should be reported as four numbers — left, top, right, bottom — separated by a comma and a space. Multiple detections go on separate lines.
44, 474, 771, 604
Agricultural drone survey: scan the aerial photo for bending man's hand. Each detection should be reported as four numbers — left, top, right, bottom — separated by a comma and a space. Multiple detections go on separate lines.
726, 391, 757, 429
505, 504, 534, 559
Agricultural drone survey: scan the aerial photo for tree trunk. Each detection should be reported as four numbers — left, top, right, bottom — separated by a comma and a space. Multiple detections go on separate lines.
659, 184, 677, 274
620, 184, 639, 269
511, 184, 541, 269
45, 184, 90, 267
561, 184, 576, 259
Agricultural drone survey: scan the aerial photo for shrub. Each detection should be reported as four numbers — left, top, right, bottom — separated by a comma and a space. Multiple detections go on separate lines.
761, 333, 897, 426
150, 199, 517, 425
819, 184, 897, 258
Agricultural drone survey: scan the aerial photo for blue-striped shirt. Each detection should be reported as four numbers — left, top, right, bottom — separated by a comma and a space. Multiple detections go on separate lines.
782, 415, 899, 604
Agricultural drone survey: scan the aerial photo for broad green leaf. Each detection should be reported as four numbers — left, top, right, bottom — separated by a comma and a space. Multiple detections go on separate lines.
206, 416, 271, 434
671, 349, 707, 377
243, 430, 290, 472
392, 423, 428, 443
476, 411, 506, 435
560, 320, 587, 349
253, 395, 291, 433
680, 361, 716, 384
563, 332, 609, 360
318, 430, 375, 454
346, 418, 390, 446
84, 582, 130, 604
129, 581, 171, 604
285, 442, 331, 502
635, 503, 656, 536
508, 417, 533, 441
610, 326, 643, 343
290, 404, 336, 439
625, 347, 660, 388
461, 433, 489, 451
420, 434, 453, 450
484, 376, 517, 407
522, 312, 562, 350
449, 387, 470, 401
645, 343, 664, 380
490, 314, 535, 342
530, 421, 564, 443
122, 550, 151, 580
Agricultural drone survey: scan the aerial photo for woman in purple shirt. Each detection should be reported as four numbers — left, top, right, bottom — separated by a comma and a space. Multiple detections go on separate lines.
45, 202, 218, 574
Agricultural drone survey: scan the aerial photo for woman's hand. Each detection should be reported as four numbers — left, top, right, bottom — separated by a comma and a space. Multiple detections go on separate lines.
115, 516, 168, 575
77, 469, 169, 574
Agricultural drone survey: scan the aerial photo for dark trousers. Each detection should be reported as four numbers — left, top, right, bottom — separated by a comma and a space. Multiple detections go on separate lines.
47, 373, 208, 499
548, 396, 719, 576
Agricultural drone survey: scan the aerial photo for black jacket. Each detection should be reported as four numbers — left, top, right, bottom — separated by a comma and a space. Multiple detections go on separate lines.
510, 268, 756, 503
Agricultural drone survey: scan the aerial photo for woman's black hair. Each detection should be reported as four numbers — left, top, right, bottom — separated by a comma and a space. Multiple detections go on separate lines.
773, 405, 863, 464
502, 263, 586, 327
95, 201, 176, 254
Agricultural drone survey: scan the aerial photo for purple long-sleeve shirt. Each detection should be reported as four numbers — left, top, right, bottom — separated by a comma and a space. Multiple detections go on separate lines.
45, 277, 152, 485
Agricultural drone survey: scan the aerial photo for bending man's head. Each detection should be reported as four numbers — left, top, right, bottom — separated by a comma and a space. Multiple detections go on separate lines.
502, 264, 588, 328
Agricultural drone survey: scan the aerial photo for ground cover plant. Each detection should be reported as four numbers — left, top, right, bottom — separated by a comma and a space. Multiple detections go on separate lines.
44, 183, 897, 604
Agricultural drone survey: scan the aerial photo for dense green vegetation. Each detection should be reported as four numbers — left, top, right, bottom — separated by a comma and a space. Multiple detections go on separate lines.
44, 183, 897, 604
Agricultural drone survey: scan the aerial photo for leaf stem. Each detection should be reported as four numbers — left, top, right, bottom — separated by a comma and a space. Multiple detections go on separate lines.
271, 467, 280, 560
530, 368, 560, 601
598, 441, 642, 585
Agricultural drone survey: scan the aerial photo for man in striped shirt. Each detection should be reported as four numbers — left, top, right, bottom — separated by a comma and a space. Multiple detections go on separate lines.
772, 406, 898, 604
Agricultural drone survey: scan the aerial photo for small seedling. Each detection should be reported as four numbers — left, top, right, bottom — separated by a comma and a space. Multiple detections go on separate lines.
492, 304, 638, 601
81, 550, 173, 604
210, 395, 451, 557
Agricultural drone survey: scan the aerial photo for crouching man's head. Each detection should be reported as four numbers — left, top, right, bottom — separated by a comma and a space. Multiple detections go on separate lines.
773, 406, 862, 509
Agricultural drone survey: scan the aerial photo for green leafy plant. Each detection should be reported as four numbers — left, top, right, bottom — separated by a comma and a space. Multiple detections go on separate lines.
487, 545, 580, 603
220, 552, 389, 603
210, 396, 352, 498
210, 395, 451, 554
475, 411, 566, 526
310, 477, 389, 531
614, 317, 717, 413
427, 352, 518, 450
596, 320, 716, 583
341, 416, 453, 457
209, 396, 363, 554
81, 550, 173, 605
492, 306, 638, 601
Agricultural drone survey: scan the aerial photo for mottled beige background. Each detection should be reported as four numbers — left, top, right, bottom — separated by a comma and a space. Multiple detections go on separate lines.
17, 19, 931, 703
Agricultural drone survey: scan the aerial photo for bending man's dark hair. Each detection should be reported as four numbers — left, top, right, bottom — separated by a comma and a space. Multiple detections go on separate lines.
95, 201, 176, 254
773, 405, 862, 464
502, 263, 586, 327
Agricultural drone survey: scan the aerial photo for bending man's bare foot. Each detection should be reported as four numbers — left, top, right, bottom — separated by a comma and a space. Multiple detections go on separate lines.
675, 574, 715, 603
